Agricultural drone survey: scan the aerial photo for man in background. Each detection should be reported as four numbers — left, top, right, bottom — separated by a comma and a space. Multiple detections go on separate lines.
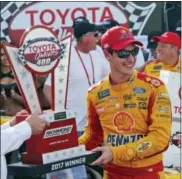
43, 16, 110, 134
142, 31, 162, 61
139, 31, 181, 77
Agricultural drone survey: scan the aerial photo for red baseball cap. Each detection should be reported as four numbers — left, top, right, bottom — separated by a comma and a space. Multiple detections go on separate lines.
101, 26, 143, 50
153, 32, 181, 48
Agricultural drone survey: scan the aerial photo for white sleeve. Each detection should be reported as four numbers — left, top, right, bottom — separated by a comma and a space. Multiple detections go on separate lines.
1, 122, 11, 130
44, 74, 51, 86
1, 121, 32, 155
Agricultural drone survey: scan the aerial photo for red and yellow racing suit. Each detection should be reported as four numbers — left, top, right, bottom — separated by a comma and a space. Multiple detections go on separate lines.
143, 58, 181, 77
79, 71, 172, 179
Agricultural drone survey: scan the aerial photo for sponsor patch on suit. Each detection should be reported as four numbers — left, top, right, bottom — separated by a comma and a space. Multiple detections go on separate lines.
98, 89, 110, 99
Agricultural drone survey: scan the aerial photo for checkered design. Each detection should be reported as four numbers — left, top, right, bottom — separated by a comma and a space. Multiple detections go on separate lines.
1, 2, 156, 42
17, 48, 24, 55
60, 42, 67, 59
1, 2, 31, 42
118, 2, 156, 35
17, 42, 28, 65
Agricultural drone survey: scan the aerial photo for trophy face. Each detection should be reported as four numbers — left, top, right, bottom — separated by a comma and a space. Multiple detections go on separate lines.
3, 25, 71, 113
17, 27, 66, 75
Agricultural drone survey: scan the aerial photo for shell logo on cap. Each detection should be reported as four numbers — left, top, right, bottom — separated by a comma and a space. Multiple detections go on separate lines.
121, 29, 126, 34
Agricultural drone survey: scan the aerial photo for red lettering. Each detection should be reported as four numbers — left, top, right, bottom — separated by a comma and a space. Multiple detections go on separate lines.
28, 44, 57, 53
28, 46, 32, 53
32, 46, 38, 53
174, 106, 178, 113
174, 106, 182, 114
71, 8, 87, 20
40, 9, 55, 26
25, 6, 117, 28
42, 45, 47, 51
52, 44, 56, 50
88, 7, 100, 23
100, 7, 114, 22
26, 10, 38, 26
56, 9, 70, 25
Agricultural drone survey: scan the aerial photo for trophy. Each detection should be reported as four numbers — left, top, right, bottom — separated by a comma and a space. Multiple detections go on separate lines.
3, 26, 94, 170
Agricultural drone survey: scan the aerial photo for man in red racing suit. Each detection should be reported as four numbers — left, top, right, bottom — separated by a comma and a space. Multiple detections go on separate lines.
79, 26, 172, 179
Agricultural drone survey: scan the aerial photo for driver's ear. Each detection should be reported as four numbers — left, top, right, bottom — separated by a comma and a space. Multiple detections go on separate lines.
103, 49, 112, 61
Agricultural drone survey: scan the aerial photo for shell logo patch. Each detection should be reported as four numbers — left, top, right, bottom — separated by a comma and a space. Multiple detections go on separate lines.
113, 111, 135, 132
137, 141, 152, 152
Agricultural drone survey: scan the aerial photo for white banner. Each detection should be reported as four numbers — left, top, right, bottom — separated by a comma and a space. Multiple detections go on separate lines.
160, 70, 181, 121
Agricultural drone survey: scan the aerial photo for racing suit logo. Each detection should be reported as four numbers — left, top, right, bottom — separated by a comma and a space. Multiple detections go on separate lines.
133, 87, 146, 94
153, 65, 162, 70
137, 141, 152, 152
151, 79, 160, 87
107, 134, 145, 146
113, 111, 135, 132
98, 89, 110, 99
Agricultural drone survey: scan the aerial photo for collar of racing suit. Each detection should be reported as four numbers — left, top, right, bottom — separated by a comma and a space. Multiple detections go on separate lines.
108, 70, 137, 91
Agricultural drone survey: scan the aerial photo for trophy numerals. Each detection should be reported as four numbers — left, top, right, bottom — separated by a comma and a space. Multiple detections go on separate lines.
36, 58, 51, 66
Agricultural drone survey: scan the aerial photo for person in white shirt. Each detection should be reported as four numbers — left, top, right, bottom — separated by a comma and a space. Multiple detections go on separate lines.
43, 16, 110, 133
1, 111, 49, 179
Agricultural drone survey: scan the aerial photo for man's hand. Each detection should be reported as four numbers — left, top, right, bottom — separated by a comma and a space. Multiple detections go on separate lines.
26, 112, 50, 135
9, 117, 17, 127
90, 146, 113, 165
1, 88, 7, 100
10, 87, 18, 99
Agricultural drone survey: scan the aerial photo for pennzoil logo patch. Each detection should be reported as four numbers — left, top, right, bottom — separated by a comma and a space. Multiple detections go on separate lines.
98, 89, 110, 99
